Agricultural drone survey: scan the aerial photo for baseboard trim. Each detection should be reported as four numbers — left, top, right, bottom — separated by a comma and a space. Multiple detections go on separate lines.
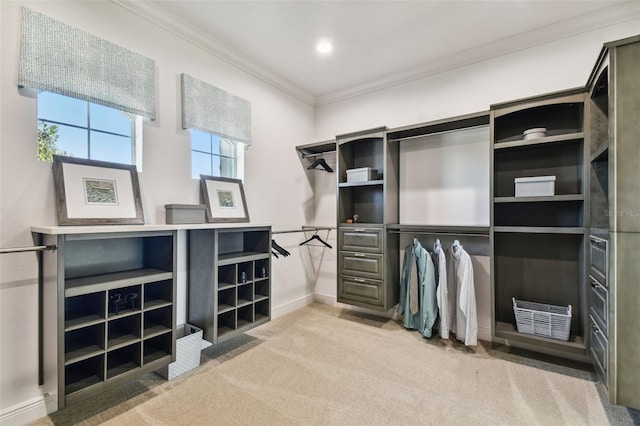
0, 393, 53, 426
272, 294, 315, 319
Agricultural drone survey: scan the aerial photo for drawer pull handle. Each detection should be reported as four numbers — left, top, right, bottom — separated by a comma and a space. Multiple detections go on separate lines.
354, 278, 366, 283
353, 228, 366, 232
354, 253, 366, 257
590, 276, 606, 291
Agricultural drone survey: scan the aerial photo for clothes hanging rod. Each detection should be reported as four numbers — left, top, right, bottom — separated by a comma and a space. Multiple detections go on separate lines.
300, 150, 336, 159
273, 226, 335, 235
388, 230, 489, 238
387, 124, 489, 143
0, 244, 57, 254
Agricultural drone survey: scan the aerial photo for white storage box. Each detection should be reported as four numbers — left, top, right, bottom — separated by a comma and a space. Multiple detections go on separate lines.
513, 298, 572, 341
515, 176, 555, 197
158, 324, 210, 380
346, 167, 377, 183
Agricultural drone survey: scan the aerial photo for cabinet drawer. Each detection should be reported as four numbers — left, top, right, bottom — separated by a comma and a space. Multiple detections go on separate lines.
590, 236, 608, 286
590, 275, 608, 336
339, 275, 383, 306
339, 252, 383, 280
339, 227, 383, 253
590, 318, 608, 384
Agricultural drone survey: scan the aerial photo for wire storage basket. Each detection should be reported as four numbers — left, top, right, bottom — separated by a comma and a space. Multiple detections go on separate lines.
512, 297, 572, 341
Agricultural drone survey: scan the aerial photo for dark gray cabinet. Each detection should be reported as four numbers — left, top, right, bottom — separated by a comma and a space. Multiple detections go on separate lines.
336, 128, 399, 311
490, 89, 589, 360
38, 230, 177, 409
188, 226, 271, 344
587, 35, 640, 410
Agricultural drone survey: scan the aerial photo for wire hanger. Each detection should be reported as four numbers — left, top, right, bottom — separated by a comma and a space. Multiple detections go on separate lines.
300, 231, 332, 249
307, 158, 333, 173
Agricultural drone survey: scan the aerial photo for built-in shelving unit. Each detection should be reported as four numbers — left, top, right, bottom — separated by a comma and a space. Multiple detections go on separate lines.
37, 230, 177, 409
490, 88, 588, 360
188, 226, 271, 344
336, 127, 399, 311
586, 35, 640, 410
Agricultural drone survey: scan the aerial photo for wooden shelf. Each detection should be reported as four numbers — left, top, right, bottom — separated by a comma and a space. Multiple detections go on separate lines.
295, 140, 336, 158
144, 324, 171, 339
65, 315, 104, 332
493, 226, 585, 234
495, 321, 585, 355
218, 251, 269, 266
494, 132, 584, 150
494, 194, 584, 203
65, 345, 104, 365
338, 180, 384, 188
66, 269, 173, 297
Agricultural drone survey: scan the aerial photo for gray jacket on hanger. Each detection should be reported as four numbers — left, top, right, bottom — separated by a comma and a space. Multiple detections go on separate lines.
398, 239, 438, 338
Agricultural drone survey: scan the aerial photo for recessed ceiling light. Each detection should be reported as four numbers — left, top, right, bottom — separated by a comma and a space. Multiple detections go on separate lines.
316, 40, 333, 54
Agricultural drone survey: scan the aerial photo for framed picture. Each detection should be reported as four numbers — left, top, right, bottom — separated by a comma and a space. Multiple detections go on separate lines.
200, 175, 250, 223
52, 155, 144, 225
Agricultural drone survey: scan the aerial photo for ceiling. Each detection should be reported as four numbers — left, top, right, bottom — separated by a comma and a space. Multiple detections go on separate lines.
117, 0, 639, 105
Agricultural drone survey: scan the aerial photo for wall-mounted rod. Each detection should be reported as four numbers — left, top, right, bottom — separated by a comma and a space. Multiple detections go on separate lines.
388, 231, 488, 238
0, 244, 57, 254
387, 124, 489, 143
273, 226, 335, 235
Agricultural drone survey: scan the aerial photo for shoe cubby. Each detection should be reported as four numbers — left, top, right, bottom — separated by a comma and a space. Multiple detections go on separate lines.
255, 299, 270, 322
218, 265, 236, 290
494, 200, 584, 228
254, 280, 270, 302
65, 355, 104, 396
144, 280, 173, 310
188, 227, 271, 345
107, 315, 141, 350
217, 287, 236, 313
107, 343, 141, 380
144, 306, 172, 338
254, 259, 269, 280
237, 305, 253, 328
39, 229, 177, 409
108, 285, 141, 318
143, 333, 172, 365
237, 261, 253, 284
237, 283, 253, 307
65, 292, 105, 331
217, 310, 236, 338
65, 323, 105, 364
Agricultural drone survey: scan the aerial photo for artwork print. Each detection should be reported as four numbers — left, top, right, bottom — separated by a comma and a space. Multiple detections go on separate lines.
84, 178, 118, 205
217, 189, 235, 208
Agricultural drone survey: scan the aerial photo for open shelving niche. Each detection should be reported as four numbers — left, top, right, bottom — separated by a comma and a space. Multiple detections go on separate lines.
188, 226, 271, 344
39, 230, 177, 408
490, 89, 589, 360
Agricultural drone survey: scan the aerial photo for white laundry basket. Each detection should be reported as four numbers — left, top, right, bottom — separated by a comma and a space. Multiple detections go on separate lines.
512, 297, 571, 341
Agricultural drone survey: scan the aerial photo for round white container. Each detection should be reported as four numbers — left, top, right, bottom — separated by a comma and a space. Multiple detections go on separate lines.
523, 127, 547, 140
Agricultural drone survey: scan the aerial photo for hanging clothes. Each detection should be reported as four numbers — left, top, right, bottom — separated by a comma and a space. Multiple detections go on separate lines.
446, 240, 477, 347
398, 238, 438, 338
433, 239, 449, 340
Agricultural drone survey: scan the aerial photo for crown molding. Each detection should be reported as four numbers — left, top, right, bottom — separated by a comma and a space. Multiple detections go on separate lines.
112, 1, 638, 108
111, 0, 316, 107
315, 1, 640, 106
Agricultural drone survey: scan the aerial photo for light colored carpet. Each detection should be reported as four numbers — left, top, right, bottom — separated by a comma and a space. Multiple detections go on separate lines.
32, 303, 638, 425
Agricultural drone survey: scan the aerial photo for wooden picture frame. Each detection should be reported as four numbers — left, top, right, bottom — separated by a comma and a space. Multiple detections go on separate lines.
52, 155, 144, 225
200, 175, 250, 223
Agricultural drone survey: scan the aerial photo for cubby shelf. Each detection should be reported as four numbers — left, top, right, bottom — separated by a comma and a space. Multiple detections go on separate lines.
494, 132, 584, 149
338, 180, 384, 188
188, 227, 271, 345
494, 194, 584, 203
493, 226, 585, 234
38, 230, 177, 409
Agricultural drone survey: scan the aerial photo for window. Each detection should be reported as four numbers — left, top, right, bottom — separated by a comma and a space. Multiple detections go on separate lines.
37, 92, 140, 166
191, 130, 243, 180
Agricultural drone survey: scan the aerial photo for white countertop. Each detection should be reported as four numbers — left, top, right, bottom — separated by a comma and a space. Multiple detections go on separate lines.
32, 222, 273, 235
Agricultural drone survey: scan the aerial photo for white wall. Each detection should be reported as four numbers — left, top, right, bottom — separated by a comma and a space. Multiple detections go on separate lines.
310, 21, 640, 335
0, 1, 315, 423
